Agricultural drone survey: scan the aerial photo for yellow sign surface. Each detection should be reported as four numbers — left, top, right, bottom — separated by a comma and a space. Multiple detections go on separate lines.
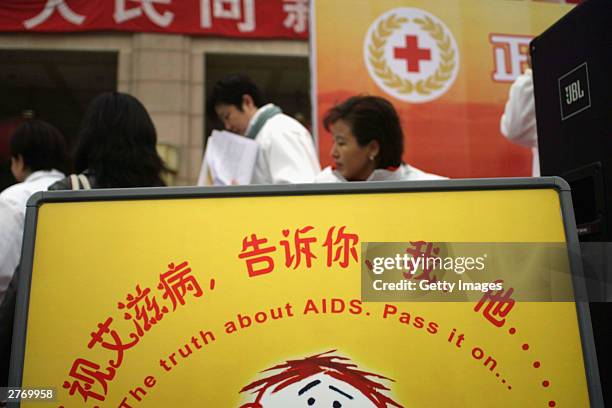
19, 187, 591, 407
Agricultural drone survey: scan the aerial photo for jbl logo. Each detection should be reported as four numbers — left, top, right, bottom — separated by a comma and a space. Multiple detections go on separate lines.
564, 80, 585, 105
558, 62, 591, 120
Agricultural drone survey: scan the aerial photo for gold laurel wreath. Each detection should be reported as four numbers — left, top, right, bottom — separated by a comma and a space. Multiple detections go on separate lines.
368, 14, 456, 96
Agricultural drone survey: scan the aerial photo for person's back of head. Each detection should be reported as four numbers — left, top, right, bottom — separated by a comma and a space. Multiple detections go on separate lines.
9, 119, 68, 181
207, 75, 267, 136
207, 74, 265, 114
323, 95, 404, 169
74, 92, 166, 188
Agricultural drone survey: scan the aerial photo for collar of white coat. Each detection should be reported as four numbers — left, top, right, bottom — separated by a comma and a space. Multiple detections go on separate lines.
331, 165, 404, 182
24, 169, 65, 183
244, 103, 275, 137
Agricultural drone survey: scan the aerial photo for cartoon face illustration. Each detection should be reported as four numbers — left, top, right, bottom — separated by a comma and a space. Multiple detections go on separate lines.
256, 372, 377, 407
239, 350, 403, 408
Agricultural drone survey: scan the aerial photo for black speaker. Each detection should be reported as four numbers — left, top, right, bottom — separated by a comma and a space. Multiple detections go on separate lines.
531, 1, 612, 405
532, 0, 612, 241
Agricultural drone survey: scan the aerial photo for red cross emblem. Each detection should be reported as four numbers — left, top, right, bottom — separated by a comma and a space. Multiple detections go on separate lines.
394, 35, 431, 73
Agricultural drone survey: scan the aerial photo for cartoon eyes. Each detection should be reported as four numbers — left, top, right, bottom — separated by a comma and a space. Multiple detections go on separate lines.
306, 397, 342, 407
299, 379, 350, 407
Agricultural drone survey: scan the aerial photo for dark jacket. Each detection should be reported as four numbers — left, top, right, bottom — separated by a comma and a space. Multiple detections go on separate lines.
47, 171, 97, 191
0, 266, 19, 386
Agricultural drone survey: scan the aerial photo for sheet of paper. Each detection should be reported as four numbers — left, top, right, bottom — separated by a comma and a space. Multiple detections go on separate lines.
197, 130, 259, 186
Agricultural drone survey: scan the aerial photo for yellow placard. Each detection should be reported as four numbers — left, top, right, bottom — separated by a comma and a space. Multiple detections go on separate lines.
17, 184, 593, 407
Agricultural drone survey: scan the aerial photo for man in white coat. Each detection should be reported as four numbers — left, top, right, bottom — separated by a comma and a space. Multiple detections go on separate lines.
500, 68, 540, 176
208, 75, 320, 184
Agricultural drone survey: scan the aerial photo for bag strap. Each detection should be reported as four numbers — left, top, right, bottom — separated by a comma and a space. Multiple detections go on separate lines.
78, 174, 92, 190
70, 174, 80, 191
69, 174, 92, 190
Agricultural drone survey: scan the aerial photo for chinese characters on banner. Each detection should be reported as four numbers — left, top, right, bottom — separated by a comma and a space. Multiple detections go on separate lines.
489, 34, 533, 83
1, 0, 308, 39
474, 280, 515, 328
63, 261, 213, 404
238, 226, 360, 277
401, 240, 516, 329
312, 0, 578, 177
400, 241, 517, 328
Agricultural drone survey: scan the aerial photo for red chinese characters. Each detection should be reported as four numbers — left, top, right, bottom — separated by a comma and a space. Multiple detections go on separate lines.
88, 317, 139, 365
63, 317, 138, 403
239, 226, 360, 276
63, 260, 210, 403
323, 226, 359, 268
118, 284, 166, 337
63, 358, 114, 402
158, 261, 204, 311
238, 234, 277, 277
280, 226, 317, 269
403, 241, 441, 282
474, 280, 515, 327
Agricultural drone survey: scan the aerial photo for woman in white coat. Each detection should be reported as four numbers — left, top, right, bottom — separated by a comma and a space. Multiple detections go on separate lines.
316, 95, 445, 183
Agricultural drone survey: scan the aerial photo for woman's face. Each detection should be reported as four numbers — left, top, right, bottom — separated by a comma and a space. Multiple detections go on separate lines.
329, 120, 378, 182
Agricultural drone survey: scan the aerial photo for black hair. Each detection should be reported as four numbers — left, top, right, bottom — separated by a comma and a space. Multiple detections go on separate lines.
74, 92, 166, 188
207, 74, 265, 118
10, 119, 68, 173
323, 95, 404, 168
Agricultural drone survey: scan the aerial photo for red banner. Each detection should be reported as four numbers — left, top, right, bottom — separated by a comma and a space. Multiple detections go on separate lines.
0, 0, 308, 40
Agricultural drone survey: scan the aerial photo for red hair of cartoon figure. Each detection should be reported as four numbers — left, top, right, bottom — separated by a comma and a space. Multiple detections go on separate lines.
239, 350, 403, 408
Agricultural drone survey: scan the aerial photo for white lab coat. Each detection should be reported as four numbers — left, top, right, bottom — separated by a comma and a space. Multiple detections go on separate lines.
0, 169, 65, 215
0, 199, 23, 304
0, 170, 63, 302
248, 104, 320, 184
315, 163, 446, 183
500, 69, 540, 176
